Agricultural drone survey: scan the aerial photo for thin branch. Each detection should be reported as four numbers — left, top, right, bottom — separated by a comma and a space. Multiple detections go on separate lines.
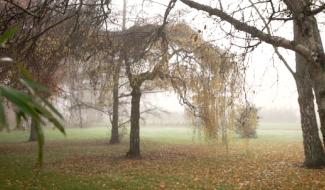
179, 0, 314, 64
248, 0, 295, 77
26, 13, 77, 42
3, 0, 39, 18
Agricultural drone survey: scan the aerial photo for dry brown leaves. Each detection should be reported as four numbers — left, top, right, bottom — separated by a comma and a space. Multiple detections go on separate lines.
1, 139, 325, 189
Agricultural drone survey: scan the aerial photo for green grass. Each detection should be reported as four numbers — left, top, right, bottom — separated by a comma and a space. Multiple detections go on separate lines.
1, 123, 324, 190
0, 126, 196, 145
0, 122, 303, 144
0, 127, 111, 143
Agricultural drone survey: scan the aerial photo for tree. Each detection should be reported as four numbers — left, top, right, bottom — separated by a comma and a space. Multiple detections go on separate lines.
164, 23, 243, 145
0, 0, 113, 141
122, 25, 167, 158
110, 0, 128, 144
0, 1, 77, 141
235, 104, 259, 138
0, 28, 65, 166
175, 0, 325, 168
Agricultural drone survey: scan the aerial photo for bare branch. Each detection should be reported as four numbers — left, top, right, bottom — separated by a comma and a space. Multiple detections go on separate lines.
248, 0, 296, 76
179, 0, 315, 64
3, 0, 39, 18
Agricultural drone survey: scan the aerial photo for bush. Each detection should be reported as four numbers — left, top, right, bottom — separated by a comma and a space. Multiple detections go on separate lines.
235, 104, 259, 138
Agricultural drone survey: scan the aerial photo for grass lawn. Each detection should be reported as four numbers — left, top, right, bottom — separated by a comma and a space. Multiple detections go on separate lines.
0, 123, 325, 189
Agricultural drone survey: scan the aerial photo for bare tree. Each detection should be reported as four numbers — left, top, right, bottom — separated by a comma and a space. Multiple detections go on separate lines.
122, 25, 167, 158
171, 0, 325, 167
109, 0, 128, 144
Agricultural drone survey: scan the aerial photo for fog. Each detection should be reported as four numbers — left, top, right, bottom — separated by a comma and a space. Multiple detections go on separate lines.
142, 92, 300, 125
108, 0, 318, 126
2, 0, 325, 188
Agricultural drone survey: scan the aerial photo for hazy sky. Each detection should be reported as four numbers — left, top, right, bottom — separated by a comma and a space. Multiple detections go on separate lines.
112, 0, 325, 113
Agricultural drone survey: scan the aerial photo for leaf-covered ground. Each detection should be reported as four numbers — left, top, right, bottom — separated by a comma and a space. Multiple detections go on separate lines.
0, 126, 324, 189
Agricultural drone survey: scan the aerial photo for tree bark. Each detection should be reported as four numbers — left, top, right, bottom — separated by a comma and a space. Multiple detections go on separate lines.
295, 72, 325, 167
307, 23, 325, 147
126, 86, 141, 158
77, 104, 83, 128
294, 29, 325, 167
288, 2, 325, 167
299, 12, 325, 148
314, 74, 325, 147
109, 64, 121, 144
29, 118, 38, 142
110, 0, 126, 144
286, 0, 325, 149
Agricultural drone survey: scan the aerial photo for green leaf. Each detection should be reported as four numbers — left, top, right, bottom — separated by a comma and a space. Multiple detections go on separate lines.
17, 64, 33, 81
42, 97, 64, 119
48, 116, 65, 135
32, 100, 65, 135
20, 78, 50, 95
0, 87, 39, 119
34, 120, 44, 167
15, 111, 28, 129
0, 100, 7, 129
0, 27, 17, 45
15, 112, 22, 129
0, 71, 66, 167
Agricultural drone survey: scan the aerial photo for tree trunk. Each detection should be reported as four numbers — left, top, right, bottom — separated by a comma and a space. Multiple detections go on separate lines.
221, 103, 228, 147
110, 0, 126, 144
221, 86, 228, 153
77, 104, 83, 128
294, 40, 325, 167
295, 73, 325, 167
110, 64, 121, 144
303, 18, 325, 147
221, 123, 228, 154
289, 6, 325, 167
29, 118, 38, 142
126, 86, 141, 158
298, 11, 325, 148
313, 73, 325, 147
